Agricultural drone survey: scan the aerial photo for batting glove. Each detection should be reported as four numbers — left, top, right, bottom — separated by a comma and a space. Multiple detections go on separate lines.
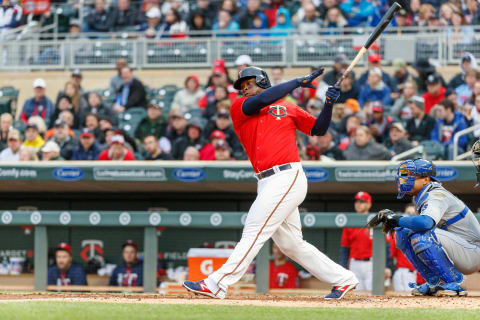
298, 67, 325, 89
325, 86, 341, 105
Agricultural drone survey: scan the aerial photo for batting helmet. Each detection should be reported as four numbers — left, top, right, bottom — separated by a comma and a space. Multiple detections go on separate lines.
233, 66, 271, 90
472, 139, 480, 188
395, 159, 438, 199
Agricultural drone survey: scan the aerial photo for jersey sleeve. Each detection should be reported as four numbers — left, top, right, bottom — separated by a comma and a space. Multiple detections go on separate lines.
420, 192, 449, 225
340, 228, 351, 247
294, 106, 317, 136
230, 97, 249, 124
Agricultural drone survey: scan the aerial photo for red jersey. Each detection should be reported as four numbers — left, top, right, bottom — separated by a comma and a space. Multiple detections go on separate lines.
422, 86, 446, 114
340, 228, 373, 260
389, 232, 415, 271
230, 97, 316, 173
97, 148, 136, 161
269, 260, 299, 289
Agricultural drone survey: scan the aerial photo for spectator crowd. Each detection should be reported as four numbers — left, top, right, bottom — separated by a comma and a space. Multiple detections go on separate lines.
1, 50, 479, 162
1, 0, 479, 38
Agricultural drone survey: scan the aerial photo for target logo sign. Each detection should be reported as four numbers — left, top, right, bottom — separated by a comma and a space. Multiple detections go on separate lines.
303, 214, 316, 227
180, 213, 192, 226
59, 212, 71, 225
149, 212, 161, 226
89, 212, 101, 225
1, 211, 12, 224
119, 212, 131, 226
335, 214, 348, 227
210, 213, 222, 226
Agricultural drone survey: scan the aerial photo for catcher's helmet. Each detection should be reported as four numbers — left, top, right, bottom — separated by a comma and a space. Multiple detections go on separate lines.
472, 139, 480, 188
233, 66, 271, 90
396, 159, 438, 199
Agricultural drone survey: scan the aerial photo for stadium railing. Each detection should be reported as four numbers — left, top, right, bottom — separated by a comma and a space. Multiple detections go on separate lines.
0, 26, 477, 70
2, 210, 387, 295
453, 124, 480, 160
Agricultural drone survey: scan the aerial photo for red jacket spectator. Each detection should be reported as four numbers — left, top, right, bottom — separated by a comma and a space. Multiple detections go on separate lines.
200, 130, 226, 160
422, 73, 446, 114
98, 135, 135, 160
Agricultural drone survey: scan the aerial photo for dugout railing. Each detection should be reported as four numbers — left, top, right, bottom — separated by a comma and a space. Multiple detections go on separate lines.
2, 210, 389, 295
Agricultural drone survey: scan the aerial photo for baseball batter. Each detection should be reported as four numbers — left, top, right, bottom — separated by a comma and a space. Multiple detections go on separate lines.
184, 66, 359, 300
369, 158, 480, 296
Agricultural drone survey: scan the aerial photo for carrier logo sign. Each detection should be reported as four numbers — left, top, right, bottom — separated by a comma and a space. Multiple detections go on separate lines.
304, 168, 329, 182
173, 168, 205, 182
435, 167, 458, 181
53, 167, 84, 181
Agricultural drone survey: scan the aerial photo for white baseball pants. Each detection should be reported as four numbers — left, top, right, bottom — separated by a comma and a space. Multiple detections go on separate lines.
204, 162, 358, 298
392, 268, 416, 292
349, 259, 372, 291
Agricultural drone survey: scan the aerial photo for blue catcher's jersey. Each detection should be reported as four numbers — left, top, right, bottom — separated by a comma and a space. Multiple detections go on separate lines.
415, 182, 480, 245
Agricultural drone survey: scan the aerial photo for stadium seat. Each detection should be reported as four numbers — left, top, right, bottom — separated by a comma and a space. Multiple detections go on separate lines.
420, 140, 445, 160
118, 107, 146, 136
13, 120, 26, 133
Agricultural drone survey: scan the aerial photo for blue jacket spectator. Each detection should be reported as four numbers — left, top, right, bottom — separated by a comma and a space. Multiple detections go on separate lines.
212, 10, 240, 36
84, 0, 110, 32
431, 113, 468, 148
340, 0, 374, 26
358, 68, 392, 107
71, 129, 102, 160
270, 8, 293, 37
0, 0, 22, 30
356, 54, 394, 91
236, 0, 268, 30
430, 100, 468, 159
20, 78, 54, 124
48, 242, 87, 286
107, 0, 144, 32
369, 0, 389, 27
109, 240, 143, 287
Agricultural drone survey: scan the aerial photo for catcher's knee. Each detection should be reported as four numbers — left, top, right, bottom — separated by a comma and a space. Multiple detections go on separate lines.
410, 230, 437, 254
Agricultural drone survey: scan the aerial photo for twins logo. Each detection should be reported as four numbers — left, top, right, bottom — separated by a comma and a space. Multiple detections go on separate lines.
268, 105, 287, 120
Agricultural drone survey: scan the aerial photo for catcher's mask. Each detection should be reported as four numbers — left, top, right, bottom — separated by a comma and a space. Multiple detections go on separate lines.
396, 159, 438, 199
472, 140, 480, 188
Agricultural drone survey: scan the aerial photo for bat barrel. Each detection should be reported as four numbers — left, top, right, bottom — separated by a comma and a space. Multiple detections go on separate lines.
364, 2, 402, 49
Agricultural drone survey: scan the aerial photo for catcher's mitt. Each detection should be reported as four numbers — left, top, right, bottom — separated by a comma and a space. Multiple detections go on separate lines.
367, 209, 401, 234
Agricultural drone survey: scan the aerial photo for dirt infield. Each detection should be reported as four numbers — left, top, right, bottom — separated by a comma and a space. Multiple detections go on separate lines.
0, 292, 479, 309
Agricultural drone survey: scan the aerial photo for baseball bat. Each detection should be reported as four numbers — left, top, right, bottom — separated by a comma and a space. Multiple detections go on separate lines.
335, 1, 403, 86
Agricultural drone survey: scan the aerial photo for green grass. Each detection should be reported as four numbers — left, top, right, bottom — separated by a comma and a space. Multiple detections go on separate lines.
0, 302, 478, 320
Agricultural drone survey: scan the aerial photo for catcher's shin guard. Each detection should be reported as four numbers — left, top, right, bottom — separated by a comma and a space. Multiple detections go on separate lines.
410, 230, 464, 284
395, 228, 440, 285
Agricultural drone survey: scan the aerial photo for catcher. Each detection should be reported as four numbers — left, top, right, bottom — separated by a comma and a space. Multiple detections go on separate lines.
368, 158, 480, 296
